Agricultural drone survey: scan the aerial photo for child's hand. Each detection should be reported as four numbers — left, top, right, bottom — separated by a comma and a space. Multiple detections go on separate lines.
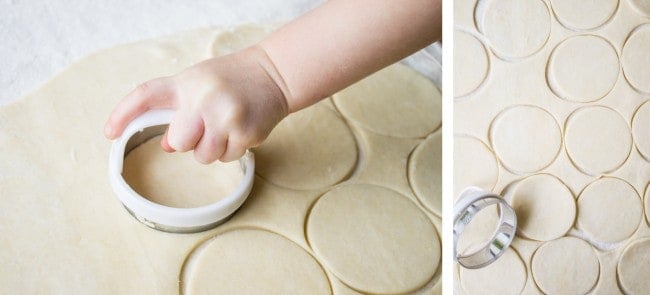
104, 46, 289, 163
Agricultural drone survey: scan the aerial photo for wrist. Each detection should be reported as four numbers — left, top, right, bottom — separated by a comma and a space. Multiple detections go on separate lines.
247, 44, 293, 115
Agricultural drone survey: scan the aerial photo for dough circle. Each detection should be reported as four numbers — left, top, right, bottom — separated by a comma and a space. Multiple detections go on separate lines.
489, 105, 561, 173
478, 0, 551, 59
622, 24, 650, 93
549, 0, 618, 31
253, 104, 357, 190
183, 228, 331, 294
333, 63, 442, 138
306, 184, 440, 294
629, 0, 650, 18
531, 237, 599, 294
618, 238, 650, 294
122, 135, 244, 208
577, 177, 642, 243
454, 135, 499, 198
454, 30, 489, 97
632, 100, 650, 160
547, 35, 619, 102
459, 249, 527, 295
507, 174, 575, 241
565, 106, 632, 175
408, 131, 442, 216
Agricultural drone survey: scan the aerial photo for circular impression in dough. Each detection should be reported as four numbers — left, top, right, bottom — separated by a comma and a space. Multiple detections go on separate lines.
550, 0, 618, 31
253, 104, 357, 190
489, 105, 561, 174
565, 106, 632, 175
408, 131, 442, 216
333, 63, 442, 138
460, 249, 527, 295
183, 228, 331, 294
507, 174, 575, 241
622, 24, 650, 93
477, 0, 551, 59
629, 0, 650, 18
306, 184, 440, 294
456, 202, 501, 255
454, 30, 489, 98
122, 135, 244, 208
618, 238, 650, 293
547, 35, 619, 102
454, 135, 499, 199
632, 100, 650, 160
211, 25, 275, 56
577, 177, 642, 243
531, 237, 599, 294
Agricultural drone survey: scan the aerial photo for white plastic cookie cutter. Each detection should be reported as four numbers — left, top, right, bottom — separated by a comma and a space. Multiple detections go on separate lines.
453, 187, 517, 269
108, 109, 255, 233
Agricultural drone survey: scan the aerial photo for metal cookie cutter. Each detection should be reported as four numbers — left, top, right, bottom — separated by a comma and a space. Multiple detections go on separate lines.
108, 109, 255, 233
453, 187, 517, 269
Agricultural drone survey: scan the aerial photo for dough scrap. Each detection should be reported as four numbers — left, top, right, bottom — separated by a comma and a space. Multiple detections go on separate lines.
253, 104, 357, 190
577, 177, 642, 243
409, 131, 442, 216
454, 30, 489, 97
333, 63, 442, 138
183, 228, 331, 294
459, 249, 527, 295
122, 135, 243, 208
531, 237, 599, 294
549, 0, 618, 30
306, 184, 440, 294
547, 35, 619, 102
618, 238, 650, 294
632, 100, 650, 160
622, 24, 650, 93
489, 105, 561, 173
478, 0, 551, 59
453, 135, 499, 198
507, 174, 575, 241
565, 106, 632, 175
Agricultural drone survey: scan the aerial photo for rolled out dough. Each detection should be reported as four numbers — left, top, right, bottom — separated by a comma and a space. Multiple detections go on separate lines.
632, 100, 650, 160
622, 24, 650, 93
618, 238, 650, 294
409, 130, 442, 216
531, 237, 599, 294
549, 0, 618, 31
459, 249, 527, 295
454, 30, 489, 98
453, 135, 499, 198
122, 135, 243, 208
306, 184, 440, 294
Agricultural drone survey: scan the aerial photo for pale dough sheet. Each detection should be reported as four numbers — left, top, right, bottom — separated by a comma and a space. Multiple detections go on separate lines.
0, 26, 442, 294
455, 0, 650, 294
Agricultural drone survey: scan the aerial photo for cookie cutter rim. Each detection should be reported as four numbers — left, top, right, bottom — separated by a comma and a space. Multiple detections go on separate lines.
108, 109, 255, 234
453, 186, 517, 269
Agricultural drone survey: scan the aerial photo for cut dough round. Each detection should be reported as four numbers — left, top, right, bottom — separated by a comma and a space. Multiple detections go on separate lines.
565, 106, 632, 175
623, 24, 650, 93
550, 0, 618, 31
489, 105, 561, 173
507, 174, 575, 241
253, 104, 357, 190
632, 100, 650, 160
577, 177, 642, 243
454, 135, 499, 198
122, 135, 244, 208
629, 0, 650, 18
478, 0, 551, 59
307, 184, 440, 294
460, 249, 527, 295
409, 131, 442, 216
333, 63, 441, 138
211, 25, 274, 56
532, 237, 599, 295
454, 30, 489, 97
619, 238, 650, 294
183, 228, 331, 294
547, 35, 619, 102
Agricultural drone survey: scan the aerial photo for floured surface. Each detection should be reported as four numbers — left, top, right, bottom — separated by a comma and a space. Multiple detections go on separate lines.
455, 0, 650, 293
123, 135, 244, 208
0, 26, 441, 293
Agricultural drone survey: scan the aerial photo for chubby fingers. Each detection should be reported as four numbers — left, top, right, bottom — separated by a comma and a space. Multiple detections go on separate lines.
192, 127, 228, 164
104, 77, 176, 139
165, 109, 205, 152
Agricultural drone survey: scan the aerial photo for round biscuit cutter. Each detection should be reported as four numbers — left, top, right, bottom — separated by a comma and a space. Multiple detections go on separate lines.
108, 109, 255, 233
